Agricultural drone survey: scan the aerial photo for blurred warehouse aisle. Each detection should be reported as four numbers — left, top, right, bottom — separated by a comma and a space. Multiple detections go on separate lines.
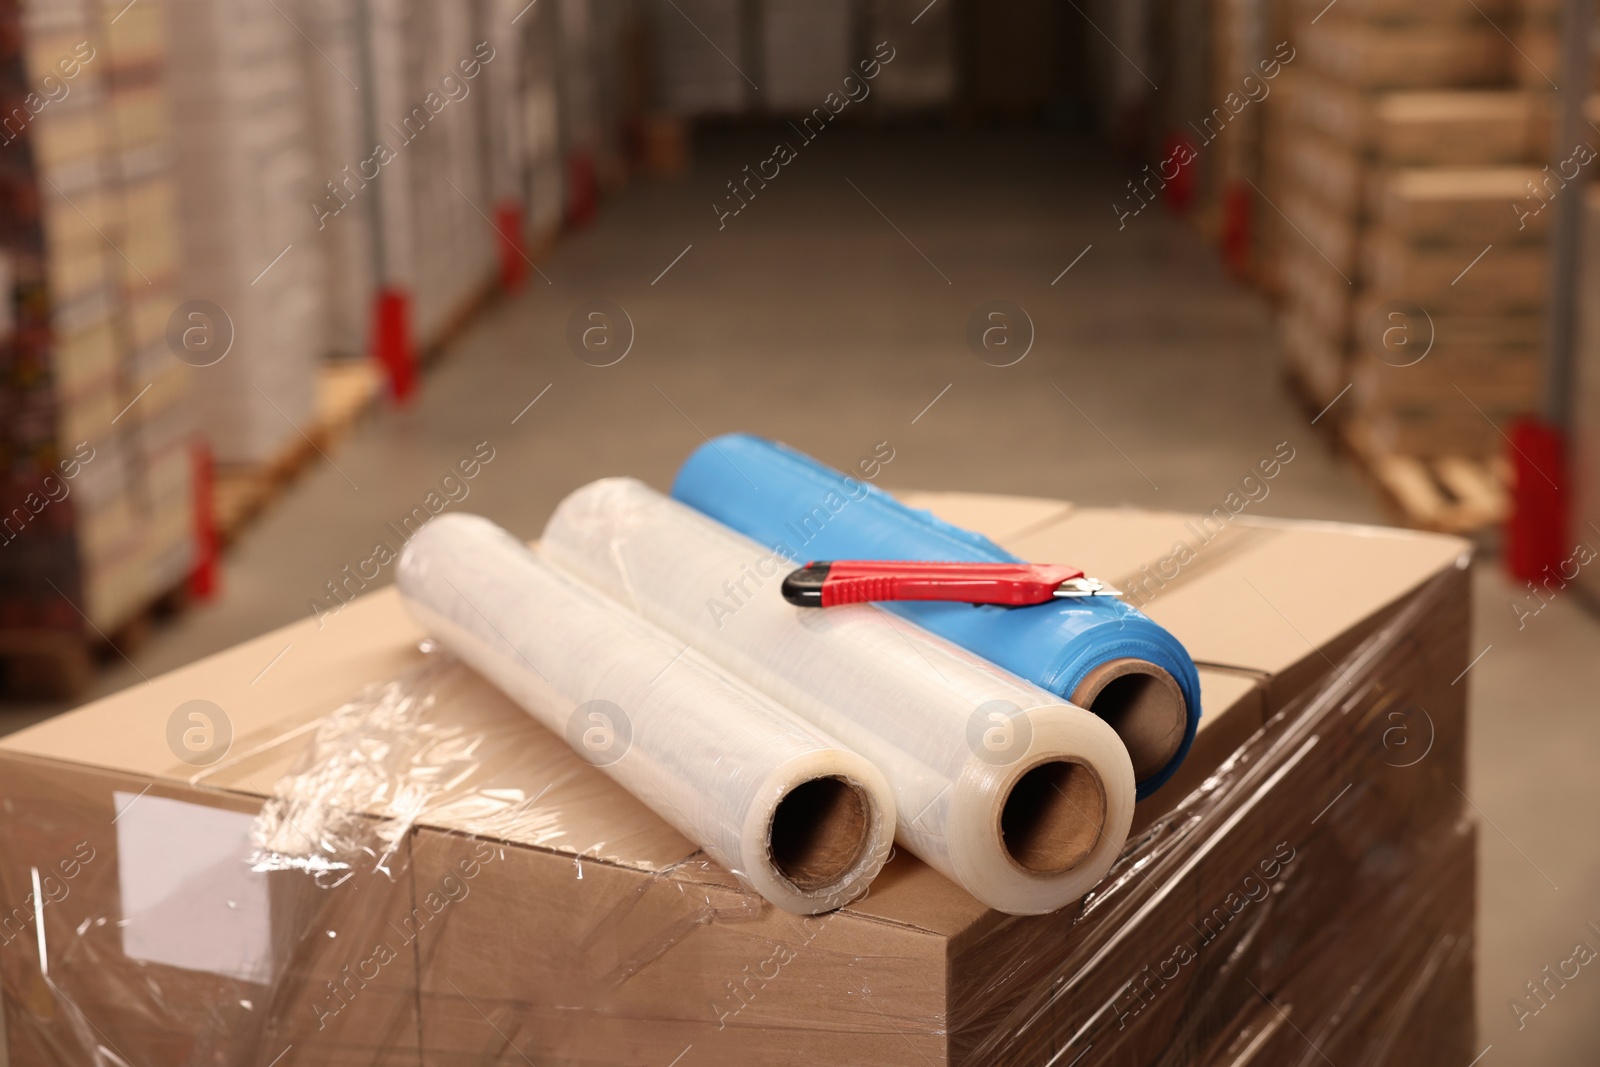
5, 127, 1600, 1060
11, 127, 1395, 690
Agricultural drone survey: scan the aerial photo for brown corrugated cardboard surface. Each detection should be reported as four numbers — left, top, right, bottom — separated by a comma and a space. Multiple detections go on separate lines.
0, 758, 423, 1066
0, 493, 1473, 1065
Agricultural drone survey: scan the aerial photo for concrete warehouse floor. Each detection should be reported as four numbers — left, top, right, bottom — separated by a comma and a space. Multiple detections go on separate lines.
5, 127, 1599, 1062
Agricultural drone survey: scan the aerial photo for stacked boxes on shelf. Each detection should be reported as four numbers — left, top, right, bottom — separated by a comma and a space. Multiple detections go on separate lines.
867, 0, 956, 112
1247, 1, 1303, 297
387, 2, 497, 348
1354, 151, 1546, 458
515, 0, 568, 241
0, 0, 193, 686
299, 0, 541, 357
760, 0, 854, 112
1272, 0, 1556, 466
290, 0, 639, 367
482, 0, 526, 240
0, 0, 636, 688
651, 0, 748, 117
98, 0, 193, 618
292, 0, 372, 360
563, 0, 632, 196
1, 1, 115, 650
164, 0, 324, 466
1205, 0, 1277, 276
526, 0, 632, 248
1509, 0, 1600, 92
558, 0, 601, 223
294, 0, 484, 362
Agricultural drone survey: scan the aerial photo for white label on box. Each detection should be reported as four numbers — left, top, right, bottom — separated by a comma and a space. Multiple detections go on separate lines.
114, 792, 273, 985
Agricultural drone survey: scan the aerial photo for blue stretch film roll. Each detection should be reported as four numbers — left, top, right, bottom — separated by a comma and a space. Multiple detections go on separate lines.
670, 434, 1202, 798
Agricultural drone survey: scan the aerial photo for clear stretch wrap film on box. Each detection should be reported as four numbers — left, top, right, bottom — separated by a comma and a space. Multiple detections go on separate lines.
0, 551, 1477, 1065
669, 434, 1205, 797
541, 477, 1136, 915
393, 512, 895, 916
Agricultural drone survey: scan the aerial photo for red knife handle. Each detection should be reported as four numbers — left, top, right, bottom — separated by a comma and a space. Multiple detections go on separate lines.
781, 560, 1086, 607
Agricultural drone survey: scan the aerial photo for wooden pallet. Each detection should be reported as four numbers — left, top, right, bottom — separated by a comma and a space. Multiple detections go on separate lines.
0, 629, 93, 699
1360, 450, 1510, 536
318, 359, 382, 443
3, 366, 378, 698
214, 361, 381, 545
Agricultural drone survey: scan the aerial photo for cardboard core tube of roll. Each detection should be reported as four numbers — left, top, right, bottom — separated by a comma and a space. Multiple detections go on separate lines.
1072, 659, 1187, 782
768, 775, 873, 891
999, 758, 1107, 875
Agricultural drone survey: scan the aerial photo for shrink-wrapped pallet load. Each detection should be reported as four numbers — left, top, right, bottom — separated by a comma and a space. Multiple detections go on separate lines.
165, 0, 324, 465
0, 0, 196, 692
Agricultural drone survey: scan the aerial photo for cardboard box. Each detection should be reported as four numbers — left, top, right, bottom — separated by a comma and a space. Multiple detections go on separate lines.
1364, 235, 1546, 314
1348, 305, 1542, 453
1287, 81, 1540, 167
1299, 0, 1508, 28
1279, 304, 1352, 411
1300, 24, 1506, 90
1373, 91, 1539, 166
1285, 132, 1366, 218
1280, 241, 1356, 344
0, 494, 1475, 1064
0, 0, 196, 642
1370, 165, 1549, 247
1280, 189, 1360, 276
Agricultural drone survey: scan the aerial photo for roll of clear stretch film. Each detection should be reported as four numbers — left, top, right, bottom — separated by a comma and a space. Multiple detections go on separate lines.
670, 434, 1204, 798
542, 479, 1137, 915
396, 513, 895, 915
